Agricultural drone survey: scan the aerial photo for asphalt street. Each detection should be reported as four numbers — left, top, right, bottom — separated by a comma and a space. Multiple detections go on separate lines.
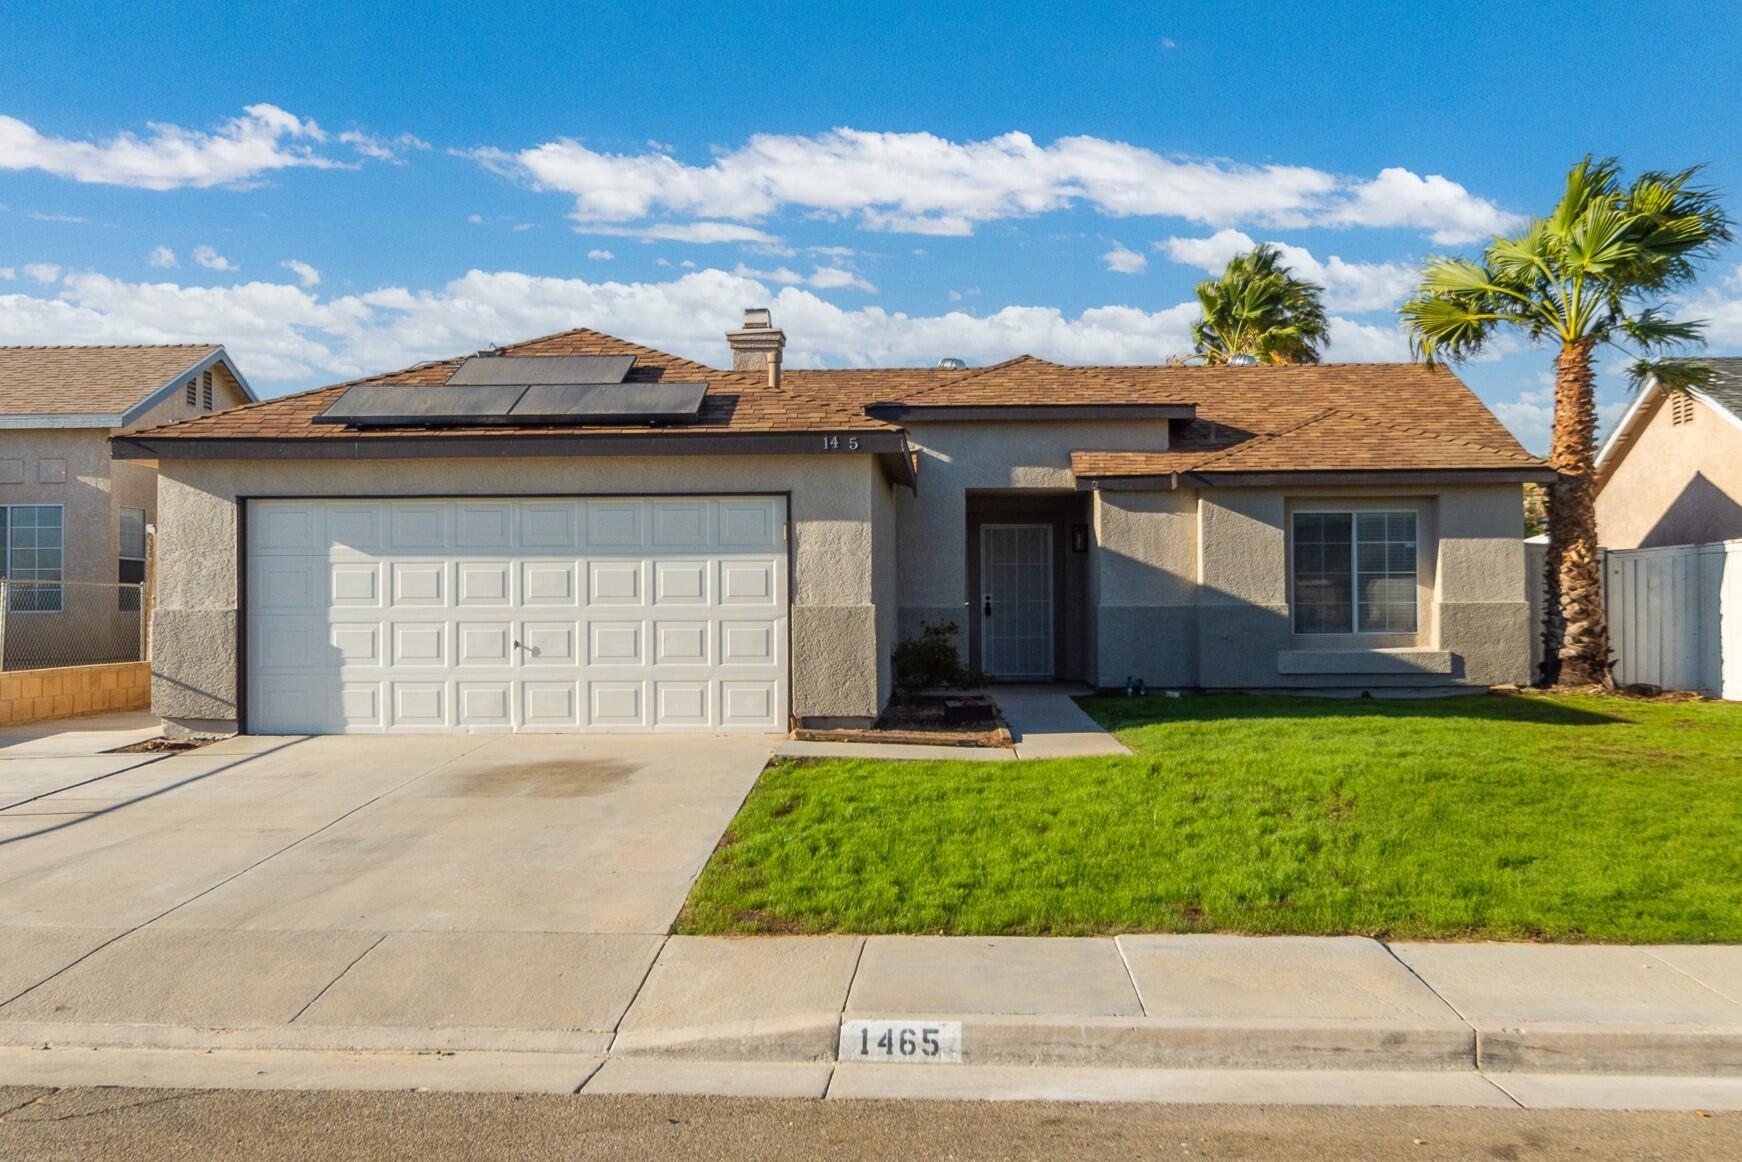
0, 1087, 1733, 1161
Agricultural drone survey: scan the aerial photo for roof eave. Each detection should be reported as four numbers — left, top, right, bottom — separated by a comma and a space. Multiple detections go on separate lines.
0, 412, 128, 429
1078, 466, 1557, 491
111, 427, 915, 481
867, 402, 1196, 423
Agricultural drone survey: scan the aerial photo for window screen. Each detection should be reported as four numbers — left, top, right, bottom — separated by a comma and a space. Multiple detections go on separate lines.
1292, 512, 1353, 633
1293, 510, 1418, 634
5, 505, 63, 612
119, 506, 146, 611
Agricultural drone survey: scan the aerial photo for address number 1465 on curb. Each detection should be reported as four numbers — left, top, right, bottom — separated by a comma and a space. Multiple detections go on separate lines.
840, 1020, 962, 1064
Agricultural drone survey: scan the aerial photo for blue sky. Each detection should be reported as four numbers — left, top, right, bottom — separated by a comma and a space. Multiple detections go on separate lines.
4, 0, 1740, 450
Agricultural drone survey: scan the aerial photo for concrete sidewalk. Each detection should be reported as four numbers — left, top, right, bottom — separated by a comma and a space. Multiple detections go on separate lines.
3, 932, 1741, 1109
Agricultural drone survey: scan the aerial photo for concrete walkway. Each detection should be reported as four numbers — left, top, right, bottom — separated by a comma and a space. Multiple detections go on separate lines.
3, 928, 1742, 1109
4, 714, 1740, 1110
992, 684, 1131, 758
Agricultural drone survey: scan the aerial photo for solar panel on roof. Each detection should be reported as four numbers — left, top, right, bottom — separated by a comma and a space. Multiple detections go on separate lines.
447, 355, 635, 385
314, 379, 709, 428
508, 382, 706, 422
314, 384, 526, 426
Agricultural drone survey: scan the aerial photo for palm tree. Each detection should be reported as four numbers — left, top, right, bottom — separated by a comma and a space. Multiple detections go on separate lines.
1191, 244, 1330, 365
1401, 158, 1730, 687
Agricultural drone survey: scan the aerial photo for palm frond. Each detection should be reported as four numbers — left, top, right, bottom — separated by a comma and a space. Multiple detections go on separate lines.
1628, 357, 1718, 393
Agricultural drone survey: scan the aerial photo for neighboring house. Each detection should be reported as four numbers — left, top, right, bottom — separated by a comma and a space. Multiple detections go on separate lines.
0, 345, 255, 666
114, 311, 1550, 736
1595, 358, 1742, 549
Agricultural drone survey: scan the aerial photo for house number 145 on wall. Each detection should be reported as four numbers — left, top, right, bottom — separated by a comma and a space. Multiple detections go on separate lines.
839, 1020, 962, 1064
822, 435, 861, 450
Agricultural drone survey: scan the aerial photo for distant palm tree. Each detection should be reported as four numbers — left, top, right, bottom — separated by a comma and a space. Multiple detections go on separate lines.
1401, 158, 1730, 687
1190, 244, 1329, 365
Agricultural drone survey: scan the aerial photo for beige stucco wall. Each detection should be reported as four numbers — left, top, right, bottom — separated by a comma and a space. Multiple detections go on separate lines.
1597, 394, 1742, 549
150, 452, 895, 733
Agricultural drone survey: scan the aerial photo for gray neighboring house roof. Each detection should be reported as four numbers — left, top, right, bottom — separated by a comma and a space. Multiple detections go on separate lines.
0, 344, 256, 429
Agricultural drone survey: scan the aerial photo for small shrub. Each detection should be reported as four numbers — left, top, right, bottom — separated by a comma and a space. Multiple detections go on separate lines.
891, 621, 985, 698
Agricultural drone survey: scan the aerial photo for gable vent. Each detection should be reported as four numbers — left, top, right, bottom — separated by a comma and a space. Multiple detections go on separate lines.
185, 378, 197, 406
1672, 391, 1695, 426
201, 370, 214, 411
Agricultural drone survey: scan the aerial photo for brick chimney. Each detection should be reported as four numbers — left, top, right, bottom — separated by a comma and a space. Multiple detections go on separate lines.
726, 307, 785, 388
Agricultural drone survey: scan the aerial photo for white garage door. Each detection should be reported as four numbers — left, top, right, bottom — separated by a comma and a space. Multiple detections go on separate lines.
245, 496, 788, 734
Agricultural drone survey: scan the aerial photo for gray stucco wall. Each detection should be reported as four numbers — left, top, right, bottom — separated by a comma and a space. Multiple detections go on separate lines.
896, 418, 1172, 658
1093, 488, 1199, 688
1184, 483, 1526, 690
150, 453, 895, 733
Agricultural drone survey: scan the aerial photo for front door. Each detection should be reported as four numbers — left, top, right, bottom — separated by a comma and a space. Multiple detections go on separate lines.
980, 523, 1053, 678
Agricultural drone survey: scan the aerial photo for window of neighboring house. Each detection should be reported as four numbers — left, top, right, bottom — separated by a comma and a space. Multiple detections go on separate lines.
201, 370, 214, 411
119, 507, 146, 611
1, 505, 64, 613
1292, 510, 1419, 635
185, 377, 197, 407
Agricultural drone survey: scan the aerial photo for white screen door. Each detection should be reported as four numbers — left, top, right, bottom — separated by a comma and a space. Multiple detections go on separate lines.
980, 524, 1053, 678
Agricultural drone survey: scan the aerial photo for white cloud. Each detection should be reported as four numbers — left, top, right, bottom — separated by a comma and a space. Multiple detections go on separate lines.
0, 104, 355, 190
467, 213, 484, 224
27, 210, 87, 223
1103, 242, 1147, 274
572, 221, 780, 245
1159, 229, 1419, 312
22, 263, 60, 284
466, 128, 1509, 244
0, 268, 13, 280
281, 259, 320, 287
0, 264, 1432, 391
586, 248, 615, 261
1492, 375, 1630, 455
148, 246, 178, 268
337, 130, 430, 163
193, 245, 236, 272
1325, 167, 1521, 245
1677, 265, 1742, 348
734, 263, 876, 292
807, 266, 877, 293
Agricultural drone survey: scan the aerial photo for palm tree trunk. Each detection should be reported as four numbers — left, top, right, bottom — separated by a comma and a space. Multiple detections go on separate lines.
1540, 337, 1610, 687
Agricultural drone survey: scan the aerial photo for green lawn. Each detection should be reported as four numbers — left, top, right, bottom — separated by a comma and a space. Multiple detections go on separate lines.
678, 692, 1742, 942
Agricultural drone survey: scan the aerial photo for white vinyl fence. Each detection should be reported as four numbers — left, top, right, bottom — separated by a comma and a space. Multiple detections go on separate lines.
1524, 537, 1741, 699
1605, 540, 1741, 699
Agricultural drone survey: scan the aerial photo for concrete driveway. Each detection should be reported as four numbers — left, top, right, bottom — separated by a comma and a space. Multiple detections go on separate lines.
0, 716, 772, 1051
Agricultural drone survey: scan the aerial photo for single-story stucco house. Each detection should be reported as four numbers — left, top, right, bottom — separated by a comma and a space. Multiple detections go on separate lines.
1595, 358, 1742, 550
0, 344, 253, 669
113, 311, 1553, 736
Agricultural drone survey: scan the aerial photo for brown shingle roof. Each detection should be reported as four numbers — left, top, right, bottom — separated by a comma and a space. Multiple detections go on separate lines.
0, 344, 221, 416
128, 329, 1538, 478
1073, 407, 1544, 480
135, 328, 891, 441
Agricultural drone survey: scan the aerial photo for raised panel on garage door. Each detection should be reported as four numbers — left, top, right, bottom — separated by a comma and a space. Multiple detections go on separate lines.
244, 496, 787, 735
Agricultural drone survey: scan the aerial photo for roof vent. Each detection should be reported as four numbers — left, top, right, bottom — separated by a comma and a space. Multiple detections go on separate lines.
936, 356, 968, 370
1228, 353, 1260, 367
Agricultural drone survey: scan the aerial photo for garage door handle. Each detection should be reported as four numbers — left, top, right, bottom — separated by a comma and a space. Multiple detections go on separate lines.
513, 639, 522, 649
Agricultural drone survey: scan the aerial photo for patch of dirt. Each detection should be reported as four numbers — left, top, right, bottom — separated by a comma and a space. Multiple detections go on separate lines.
794, 694, 1014, 749
451, 759, 639, 798
106, 737, 215, 754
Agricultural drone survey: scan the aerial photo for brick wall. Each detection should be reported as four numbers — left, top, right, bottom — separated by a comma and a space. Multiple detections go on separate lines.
0, 661, 151, 727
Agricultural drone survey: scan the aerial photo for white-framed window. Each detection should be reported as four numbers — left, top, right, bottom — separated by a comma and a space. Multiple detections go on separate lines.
119, 506, 146, 611
1292, 510, 1418, 634
1, 504, 65, 613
